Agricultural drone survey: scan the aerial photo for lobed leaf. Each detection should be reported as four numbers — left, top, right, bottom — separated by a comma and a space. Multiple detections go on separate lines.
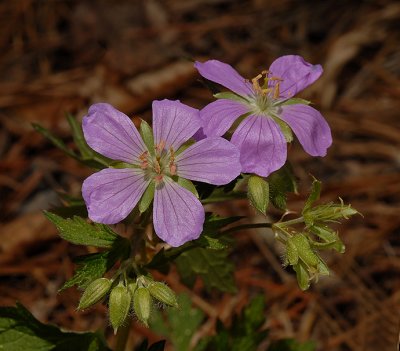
44, 212, 119, 248
176, 247, 236, 293
0, 303, 109, 351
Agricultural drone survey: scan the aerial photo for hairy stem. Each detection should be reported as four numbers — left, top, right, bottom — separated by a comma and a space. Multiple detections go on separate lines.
114, 318, 132, 351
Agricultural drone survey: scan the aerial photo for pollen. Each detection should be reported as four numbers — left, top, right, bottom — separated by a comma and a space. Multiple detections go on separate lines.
155, 140, 166, 153
169, 163, 177, 176
154, 174, 163, 184
251, 70, 283, 98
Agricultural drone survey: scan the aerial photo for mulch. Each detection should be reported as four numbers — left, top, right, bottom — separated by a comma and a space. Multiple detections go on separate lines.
0, 1, 399, 350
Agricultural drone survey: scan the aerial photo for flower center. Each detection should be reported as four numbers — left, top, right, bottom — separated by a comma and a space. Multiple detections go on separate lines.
250, 70, 283, 115
138, 141, 177, 184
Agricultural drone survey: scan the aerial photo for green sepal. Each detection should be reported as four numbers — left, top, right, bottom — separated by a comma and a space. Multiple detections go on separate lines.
303, 178, 321, 214
285, 238, 299, 266
293, 261, 310, 291
288, 234, 319, 268
139, 181, 155, 213
272, 116, 293, 143
316, 256, 330, 276
279, 97, 312, 106
109, 161, 139, 169
176, 139, 195, 155
310, 225, 345, 253
140, 119, 155, 156
133, 287, 152, 327
78, 278, 112, 310
109, 284, 131, 334
148, 282, 178, 308
177, 177, 198, 197
213, 91, 248, 103
247, 175, 269, 215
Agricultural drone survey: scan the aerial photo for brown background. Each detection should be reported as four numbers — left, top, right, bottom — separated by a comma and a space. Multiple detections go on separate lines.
0, 1, 399, 350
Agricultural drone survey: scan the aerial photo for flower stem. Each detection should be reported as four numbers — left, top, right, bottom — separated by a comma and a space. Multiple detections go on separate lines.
114, 319, 132, 351
201, 192, 246, 204
220, 222, 273, 235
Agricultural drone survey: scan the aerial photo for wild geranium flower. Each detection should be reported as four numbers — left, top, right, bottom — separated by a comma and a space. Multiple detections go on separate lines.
194, 55, 332, 177
81, 100, 241, 247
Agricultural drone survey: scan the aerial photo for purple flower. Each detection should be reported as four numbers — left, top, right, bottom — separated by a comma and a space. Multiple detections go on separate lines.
194, 55, 332, 177
81, 100, 241, 247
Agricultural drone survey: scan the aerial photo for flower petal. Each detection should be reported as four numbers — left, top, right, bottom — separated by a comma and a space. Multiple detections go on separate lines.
176, 137, 241, 185
280, 104, 332, 156
83, 103, 147, 164
153, 179, 204, 247
231, 115, 287, 177
199, 99, 250, 137
82, 168, 149, 224
268, 55, 323, 98
152, 99, 202, 150
194, 60, 254, 97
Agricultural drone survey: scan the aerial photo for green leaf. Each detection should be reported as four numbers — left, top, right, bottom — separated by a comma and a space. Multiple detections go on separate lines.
268, 162, 298, 210
140, 119, 155, 155
0, 303, 110, 351
303, 178, 321, 215
61, 238, 130, 290
139, 182, 155, 213
176, 247, 236, 293
146, 214, 242, 271
197, 295, 268, 351
150, 294, 204, 351
44, 212, 119, 248
268, 339, 315, 351
247, 175, 269, 215
32, 123, 78, 160
201, 186, 247, 204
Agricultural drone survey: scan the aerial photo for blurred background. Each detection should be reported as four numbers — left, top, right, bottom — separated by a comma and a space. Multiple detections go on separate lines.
0, 0, 399, 350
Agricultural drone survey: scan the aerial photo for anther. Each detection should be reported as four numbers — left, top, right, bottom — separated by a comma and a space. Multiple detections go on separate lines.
169, 163, 177, 176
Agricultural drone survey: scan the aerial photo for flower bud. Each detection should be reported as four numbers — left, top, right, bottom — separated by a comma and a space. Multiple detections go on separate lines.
148, 282, 178, 308
78, 278, 112, 310
109, 284, 131, 334
288, 234, 319, 268
133, 287, 152, 327
247, 175, 269, 215
127, 280, 137, 298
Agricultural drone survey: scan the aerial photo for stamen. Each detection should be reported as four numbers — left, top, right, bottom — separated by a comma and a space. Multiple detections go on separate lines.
155, 140, 166, 154
141, 161, 148, 170
154, 174, 163, 184
169, 163, 176, 176
139, 151, 148, 161
154, 160, 161, 174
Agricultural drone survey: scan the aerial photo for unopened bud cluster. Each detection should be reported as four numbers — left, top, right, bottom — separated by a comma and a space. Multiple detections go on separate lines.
273, 179, 359, 290
77, 273, 178, 333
